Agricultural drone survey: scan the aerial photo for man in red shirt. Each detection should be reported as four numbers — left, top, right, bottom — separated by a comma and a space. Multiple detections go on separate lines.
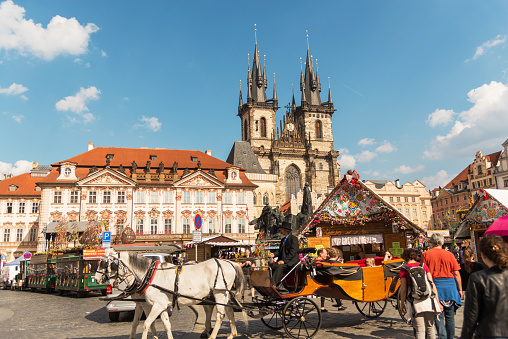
421, 233, 462, 339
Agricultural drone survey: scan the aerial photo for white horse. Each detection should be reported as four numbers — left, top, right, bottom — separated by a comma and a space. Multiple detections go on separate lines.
96, 252, 247, 339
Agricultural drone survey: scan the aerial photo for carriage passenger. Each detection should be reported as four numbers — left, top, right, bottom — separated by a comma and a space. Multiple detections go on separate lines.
239, 248, 256, 302
325, 248, 346, 311
269, 222, 299, 293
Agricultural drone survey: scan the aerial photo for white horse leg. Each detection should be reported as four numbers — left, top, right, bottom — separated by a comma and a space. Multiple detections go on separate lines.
159, 310, 173, 339
225, 305, 237, 339
141, 305, 164, 339
201, 305, 214, 338
129, 303, 144, 339
209, 305, 226, 339
144, 304, 159, 339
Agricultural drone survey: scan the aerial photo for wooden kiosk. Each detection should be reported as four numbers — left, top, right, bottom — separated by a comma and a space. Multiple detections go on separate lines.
184, 235, 255, 262
297, 174, 425, 260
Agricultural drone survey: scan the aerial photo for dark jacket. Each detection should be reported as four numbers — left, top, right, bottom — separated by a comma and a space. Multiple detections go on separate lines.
460, 266, 508, 339
274, 233, 299, 267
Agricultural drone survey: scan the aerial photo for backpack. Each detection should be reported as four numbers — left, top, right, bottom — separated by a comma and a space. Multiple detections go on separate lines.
403, 263, 431, 300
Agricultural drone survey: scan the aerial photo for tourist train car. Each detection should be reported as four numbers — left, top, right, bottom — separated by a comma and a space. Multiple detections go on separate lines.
12, 258, 30, 291
28, 253, 57, 292
54, 248, 108, 297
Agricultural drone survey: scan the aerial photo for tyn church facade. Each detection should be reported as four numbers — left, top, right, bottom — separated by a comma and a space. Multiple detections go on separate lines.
235, 35, 340, 206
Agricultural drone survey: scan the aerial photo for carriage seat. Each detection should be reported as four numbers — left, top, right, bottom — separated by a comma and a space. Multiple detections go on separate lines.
347, 257, 394, 267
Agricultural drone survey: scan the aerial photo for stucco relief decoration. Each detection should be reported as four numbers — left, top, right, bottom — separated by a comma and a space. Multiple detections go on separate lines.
16, 222, 25, 228
236, 210, 247, 218
181, 210, 192, 218
470, 190, 508, 223
81, 193, 87, 200
223, 210, 233, 219
194, 209, 205, 216
207, 210, 217, 218
126, 194, 133, 201
101, 210, 112, 220
217, 194, 222, 201
50, 211, 63, 221
162, 210, 174, 218
88, 174, 122, 185
183, 176, 214, 187
149, 208, 160, 219
85, 210, 98, 221
303, 176, 405, 233
115, 210, 127, 220
176, 194, 182, 201
134, 210, 146, 219
67, 211, 79, 221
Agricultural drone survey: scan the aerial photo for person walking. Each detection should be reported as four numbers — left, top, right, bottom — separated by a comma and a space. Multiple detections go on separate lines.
240, 248, 256, 302
400, 248, 442, 339
421, 233, 462, 339
460, 234, 508, 339
459, 247, 483, 299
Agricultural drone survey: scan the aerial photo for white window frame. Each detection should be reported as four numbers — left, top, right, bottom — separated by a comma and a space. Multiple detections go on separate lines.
237, 192, 245, 204
103, 191, 112, 204
195, 191, 204, 204
3, 229, 10, 242
208, 191, 216, 204
18, 202, 25, 214
89, 191, 97, 204
183, 218, 191, 234
29, 228, 37, 242
54, 191, 62, 204
150, 191, 159, 204
70, 191, 79, 204
225, 218, 232, 233
413, 208, 417, 217
16, 229, 23, 242
150, 219, 158, 234
164, 191, 173, 204
238, 218, 246, 233
224, 192, 232, 204
31, 202, 39, 214
117, 191, 126, 204
136, 191, 145, 204
183, 192, 191, 204
6, 202, 13, 214
164, 219, 172, 234
136, 219, 144, 234
208, 218, 216, 233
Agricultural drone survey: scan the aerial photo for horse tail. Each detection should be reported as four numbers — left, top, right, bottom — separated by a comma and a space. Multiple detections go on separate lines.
231, 261, 248, 332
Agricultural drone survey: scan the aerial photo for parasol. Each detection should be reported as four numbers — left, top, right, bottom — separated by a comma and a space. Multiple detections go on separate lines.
484, 215, 508, 237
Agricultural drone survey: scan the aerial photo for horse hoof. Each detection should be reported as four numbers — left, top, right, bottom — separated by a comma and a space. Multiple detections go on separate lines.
200, 332, 208, 338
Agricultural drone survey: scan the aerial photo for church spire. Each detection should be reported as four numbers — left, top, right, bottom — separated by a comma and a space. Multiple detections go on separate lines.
273, 73, 277, 101
327, 77, 333, 105
249, 25, 267, 103
301, 31, 321, 106
239, 80, 243, 107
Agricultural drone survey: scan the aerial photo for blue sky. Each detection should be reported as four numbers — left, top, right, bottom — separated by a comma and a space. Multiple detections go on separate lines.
1, 0, 508, 190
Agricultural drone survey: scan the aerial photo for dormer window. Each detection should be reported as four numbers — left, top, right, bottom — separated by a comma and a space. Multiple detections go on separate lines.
191, 157, 198, 162
106, 154, 114, 160
8, 185, 18, 191
150, 155, 157, 161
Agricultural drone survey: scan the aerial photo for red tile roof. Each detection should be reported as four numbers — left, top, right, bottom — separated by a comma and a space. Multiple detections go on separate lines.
279, 199, 291, 216
0, 173, 43, 197
443, 151, 502, 189
41, 147, 256, 187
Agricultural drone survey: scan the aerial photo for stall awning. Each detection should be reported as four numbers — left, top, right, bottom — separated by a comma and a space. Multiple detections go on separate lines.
44, 221, 89, 233
185, 234, 254, 247
331, 234, 383, 246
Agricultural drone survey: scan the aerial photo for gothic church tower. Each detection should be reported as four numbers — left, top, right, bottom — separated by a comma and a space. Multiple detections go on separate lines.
236, 30, 340, 206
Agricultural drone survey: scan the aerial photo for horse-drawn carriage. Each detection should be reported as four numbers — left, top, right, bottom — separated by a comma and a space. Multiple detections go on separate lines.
96, 247, 406, 339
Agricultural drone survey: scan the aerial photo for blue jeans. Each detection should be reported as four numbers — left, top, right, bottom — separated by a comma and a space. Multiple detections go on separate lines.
435, 306, 455, 339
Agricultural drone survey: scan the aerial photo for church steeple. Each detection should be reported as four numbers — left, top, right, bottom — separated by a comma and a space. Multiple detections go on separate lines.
248, 25, 267, 103
301, 32, 322, 106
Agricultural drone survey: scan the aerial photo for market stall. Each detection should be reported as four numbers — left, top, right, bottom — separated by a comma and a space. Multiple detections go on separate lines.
455, 189, 508, 253
297, 173, 425, 261
184, 235, 255, 262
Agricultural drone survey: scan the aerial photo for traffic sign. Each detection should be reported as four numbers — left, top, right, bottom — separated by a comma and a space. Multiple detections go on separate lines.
194, 214, 202, 230
23, 252, 32, 260
1, 255, 6, 261
102, 232, 111, 243
192, 230, 202, 243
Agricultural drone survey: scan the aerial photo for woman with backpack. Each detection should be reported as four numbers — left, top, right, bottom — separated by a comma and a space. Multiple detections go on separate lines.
400, 248, 443, 339
459, 234, 508, 339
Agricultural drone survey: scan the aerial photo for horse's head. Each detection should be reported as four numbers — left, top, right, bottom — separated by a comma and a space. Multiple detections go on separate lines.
95, 255, 120, 286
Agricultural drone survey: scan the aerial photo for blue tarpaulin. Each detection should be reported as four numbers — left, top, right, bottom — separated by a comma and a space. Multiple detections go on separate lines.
4, 256, 25, 266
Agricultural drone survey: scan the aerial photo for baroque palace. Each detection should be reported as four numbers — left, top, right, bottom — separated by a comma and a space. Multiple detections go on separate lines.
0, 145, 256, 260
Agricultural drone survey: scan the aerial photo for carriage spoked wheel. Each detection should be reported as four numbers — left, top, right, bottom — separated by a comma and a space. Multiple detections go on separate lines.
354, 299, 387, 318
260, 304, 288, 330
282, 297, 322, 339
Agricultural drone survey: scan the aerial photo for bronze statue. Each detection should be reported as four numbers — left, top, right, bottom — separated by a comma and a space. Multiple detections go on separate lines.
250, 205, 284, 240
146, 160, 151, 172
131, 161, 138, 172
159, 161, 164, 173
118, 164, 125, 174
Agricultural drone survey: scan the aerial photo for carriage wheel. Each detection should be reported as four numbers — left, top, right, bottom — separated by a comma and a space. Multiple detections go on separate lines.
354, 299, 387, 318
260, 305, 287, 330
282, 297, 322, 339
396, 289, 411, 325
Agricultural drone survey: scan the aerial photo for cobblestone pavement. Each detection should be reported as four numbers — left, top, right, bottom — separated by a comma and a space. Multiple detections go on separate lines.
0, 289, 197, 339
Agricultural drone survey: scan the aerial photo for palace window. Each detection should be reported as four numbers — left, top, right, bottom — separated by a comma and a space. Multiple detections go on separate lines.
389, 197, 393, 202
183, 218, 191, 234
150, 155, 157, 161
286, 165, 301, 201
504, 179, 508, 187
150, 191, 159, 204
183, 192, 191, 204
422, 211, 427, 219
3, 229, 10, 242
135, 191, 145, 203
54, 191, 62, 204
397, 197, 401, 202
412, 197, 416, 203
150, 219, 158, 234
117, 191, 126, 204
237, 192, 245, 204
29, 228, 37, 242
208, 191, 216, 204
405, 208, 410, 216
315, 120, 322, 139
413, 208, 417, 217
164, 191, 173, 204
89, 191, 97, 204
260, 117, 266, 138
18, 202, 25, 214
224, 192, 232, 204
16, 229, 23, 242
103, 191, 111, 204
195, 191, 204, 204
164, 219, 172, 234
136, 219, 144, 234
225, 218, 232, 233
404, 197, 409, 203
238, 218, 246, 233
6, 202, 13, 214
70, 191, 79, 204
209, 218, 216, 233
421, 199, 425, 205
32, 202, 39, 214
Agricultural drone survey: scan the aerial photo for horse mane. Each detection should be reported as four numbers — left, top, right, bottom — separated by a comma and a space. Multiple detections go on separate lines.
125, 252, 153, 276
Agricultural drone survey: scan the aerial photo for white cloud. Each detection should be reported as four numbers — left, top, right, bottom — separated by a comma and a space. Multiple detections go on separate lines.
375, 140, 396, 153
394, 164, 425, 174
101, 50, 107, 57
427, 109, 455, 128
338, 154, 356, 170
356, 150, 377, 163
55, 86, 100, 124
0, 159, 32, 176
137, 116, 162, 132
421, 170, 455, 190
11, 114, 23, 123
0, 0, 99, 61
0, 82, 28, 97
424, 81, 508, 160
358, 138, 375, 146
468, 34, 507, 61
